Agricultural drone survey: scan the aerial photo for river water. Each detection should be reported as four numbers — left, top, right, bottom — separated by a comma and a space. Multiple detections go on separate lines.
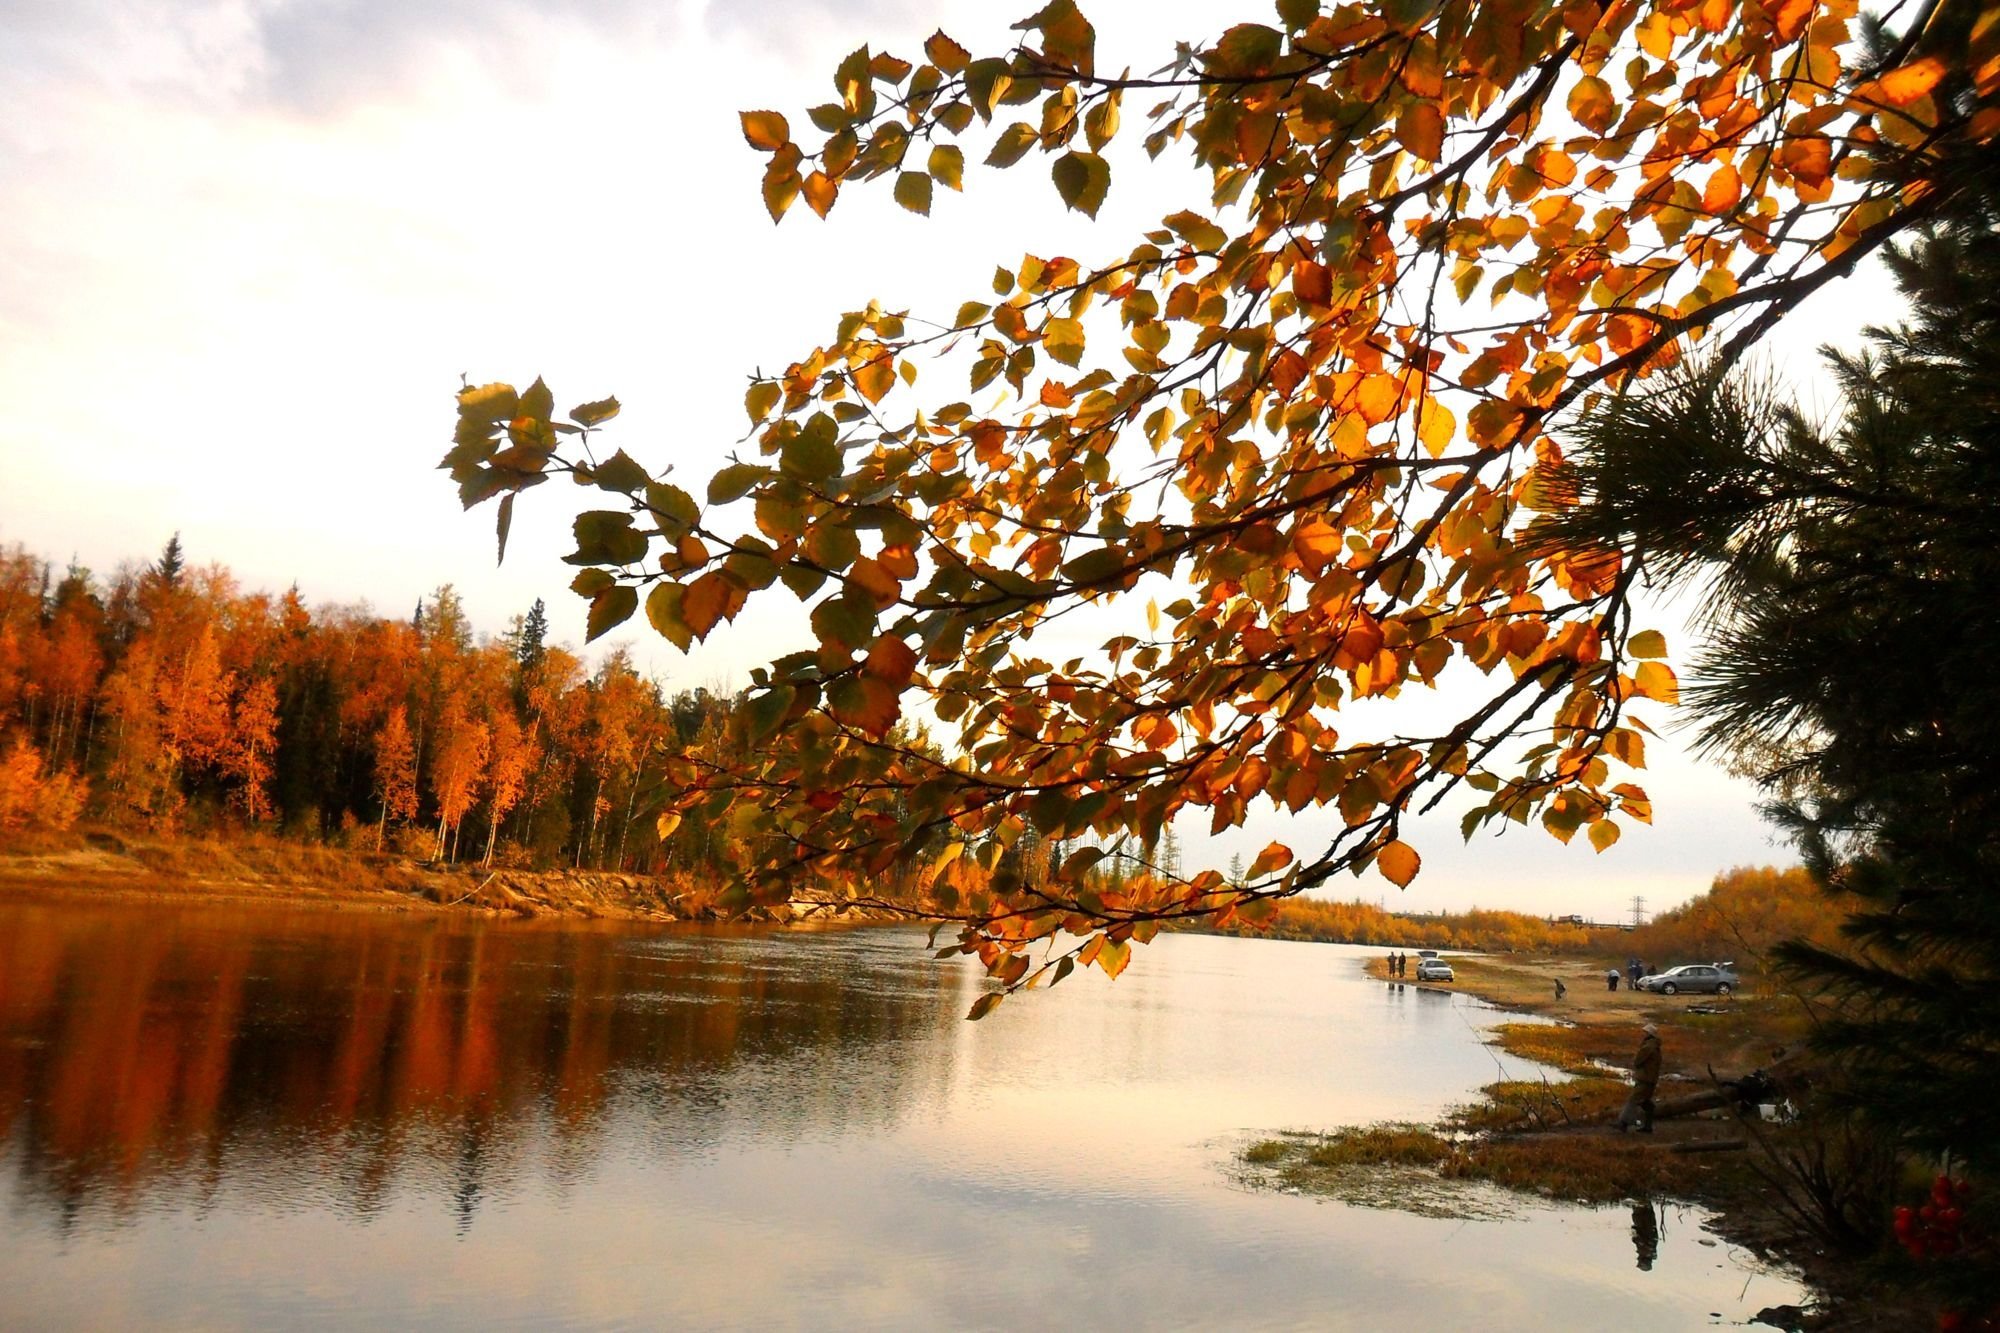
0, 899, 1802, 1329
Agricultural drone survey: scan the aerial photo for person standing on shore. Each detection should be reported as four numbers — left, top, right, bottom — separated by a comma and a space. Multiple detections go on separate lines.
1554, 977, 1567, 1001
1620, 1023, 1663, 1133
1606, 967, 1620, 992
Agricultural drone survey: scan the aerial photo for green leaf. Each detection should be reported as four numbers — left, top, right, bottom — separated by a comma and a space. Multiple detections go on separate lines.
571, 568, 614, 597
782, 413, 842, 480
1276, 0, 1317, 29
708, 462, 768, 505
893, 170, 933, 215
645, 481, 700, 533
591, 449, 650, 493
645, 583, 693, 651
494, 493, 516, 565
986, 122, 1039, 167
586, 585, 638, 642
569, 396, 621, 427
745, 685, 795, 743
566, 510, 648, 566
1051, 151, 1110, 218
520, 377, 554, 423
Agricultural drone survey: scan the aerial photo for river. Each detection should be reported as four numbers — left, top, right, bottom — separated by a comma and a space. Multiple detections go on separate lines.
0, 899, 1802, 1329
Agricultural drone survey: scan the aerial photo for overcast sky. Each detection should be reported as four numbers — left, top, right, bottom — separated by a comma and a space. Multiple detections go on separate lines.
2, 0, 1904, 917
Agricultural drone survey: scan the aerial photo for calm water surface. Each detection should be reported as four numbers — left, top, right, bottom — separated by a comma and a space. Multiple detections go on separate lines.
0, 900, 1802, 1329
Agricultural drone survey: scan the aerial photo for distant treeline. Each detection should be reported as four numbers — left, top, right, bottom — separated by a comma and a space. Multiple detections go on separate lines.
1202, 865, 1843, 968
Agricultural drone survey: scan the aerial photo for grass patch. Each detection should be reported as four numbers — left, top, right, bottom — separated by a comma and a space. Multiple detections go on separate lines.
1448, 1075, 1629, 1132
1240, 1120, 1756, 1209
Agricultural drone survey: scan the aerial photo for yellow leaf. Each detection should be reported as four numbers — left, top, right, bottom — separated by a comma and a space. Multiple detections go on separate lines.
1627, 629, 1668, 658
1415, 398, 1456, 458
1588, 819, 1621, 853
745, 380, 782, 423
1567, 76, 1616, 133
740, 110, 790, 152
655, 811, 682, 839
924, 30, 971, 73
1378, 839, 1420, 887
1634, 660, 1679, 704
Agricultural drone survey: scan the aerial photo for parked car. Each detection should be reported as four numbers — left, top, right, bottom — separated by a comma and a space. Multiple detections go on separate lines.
1636, 963, 1739, 996
1415, 957, 1454, 982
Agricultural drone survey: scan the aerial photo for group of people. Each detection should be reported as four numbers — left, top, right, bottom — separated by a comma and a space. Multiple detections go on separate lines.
1385, 951, 1410, 977
1603, 957, 1653, 991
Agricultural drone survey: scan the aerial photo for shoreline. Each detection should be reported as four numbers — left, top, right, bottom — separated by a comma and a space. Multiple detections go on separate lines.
1239, 949, 1917, 1331
0, 831, 783, 924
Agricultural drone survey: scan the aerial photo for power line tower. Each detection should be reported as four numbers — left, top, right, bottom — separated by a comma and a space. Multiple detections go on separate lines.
1629, 894, 1648, 930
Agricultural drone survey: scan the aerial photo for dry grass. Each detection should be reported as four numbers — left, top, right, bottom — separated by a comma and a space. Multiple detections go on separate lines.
1448, 1075, 1630, 1131
1242, 1120, 1758, 1207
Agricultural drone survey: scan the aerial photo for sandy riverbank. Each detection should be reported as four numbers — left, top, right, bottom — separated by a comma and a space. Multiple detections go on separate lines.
1242, 949, 1923, 1331
0, 830, 754, 922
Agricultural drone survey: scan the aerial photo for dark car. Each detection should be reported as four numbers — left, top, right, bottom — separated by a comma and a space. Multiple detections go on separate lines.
1636, 963, 1739, 996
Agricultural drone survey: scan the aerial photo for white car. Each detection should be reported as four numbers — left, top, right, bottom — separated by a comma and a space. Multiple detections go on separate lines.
1415, 957, 1454, 982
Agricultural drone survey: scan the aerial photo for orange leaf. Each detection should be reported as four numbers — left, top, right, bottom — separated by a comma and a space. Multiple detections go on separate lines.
1377, 839, 1420, 887
835, 674, 902, 739
1292, 519, 1342, 573
1871, 55, 1946, 107
1779, 135, 1831, 188
1039, 380, 1075, 408
1398, 39, 1444, 100
848, 556, 902, 608
740, 110, 790, 152
1270, 348, 1309, 399
1357, 373, 1403, 424
854, 357, 895, 403
864, 634, 919, 687
802, 171, 837, 218
681, 571, 746, 640
879, 543, 919, 579
1396, 101, 1444, 162
1701, 163, 1741, 214
1293, 260, 1332, 306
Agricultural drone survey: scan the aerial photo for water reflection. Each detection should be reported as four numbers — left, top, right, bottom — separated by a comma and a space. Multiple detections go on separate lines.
0, 900, 1806, 1330
0, 903, 958, 1232
1632, 1197, 1661, 1271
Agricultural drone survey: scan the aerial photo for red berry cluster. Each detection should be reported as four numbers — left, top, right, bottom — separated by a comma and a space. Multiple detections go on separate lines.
1899, 1176, 1977, 1262
1898, 1177, 1996, 1333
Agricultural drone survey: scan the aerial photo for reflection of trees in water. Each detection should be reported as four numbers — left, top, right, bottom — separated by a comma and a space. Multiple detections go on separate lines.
0, 906, 959, 1230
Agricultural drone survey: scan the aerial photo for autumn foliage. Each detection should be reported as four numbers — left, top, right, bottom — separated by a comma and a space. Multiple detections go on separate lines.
450, 1, 1997, 1010
0, 538, 749, 875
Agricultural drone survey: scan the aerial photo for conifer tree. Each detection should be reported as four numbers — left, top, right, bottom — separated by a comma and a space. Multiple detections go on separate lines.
1557, 165, 2000, 1305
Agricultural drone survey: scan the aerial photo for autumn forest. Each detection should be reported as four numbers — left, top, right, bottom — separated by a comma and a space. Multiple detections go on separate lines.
0, 535, 732, 875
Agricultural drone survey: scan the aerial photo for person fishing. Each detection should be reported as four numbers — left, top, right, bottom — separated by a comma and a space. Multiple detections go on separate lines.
1619, 1023, 1663, 1133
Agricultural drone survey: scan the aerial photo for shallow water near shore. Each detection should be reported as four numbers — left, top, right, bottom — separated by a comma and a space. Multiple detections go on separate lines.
0, 899, 1804, 1329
